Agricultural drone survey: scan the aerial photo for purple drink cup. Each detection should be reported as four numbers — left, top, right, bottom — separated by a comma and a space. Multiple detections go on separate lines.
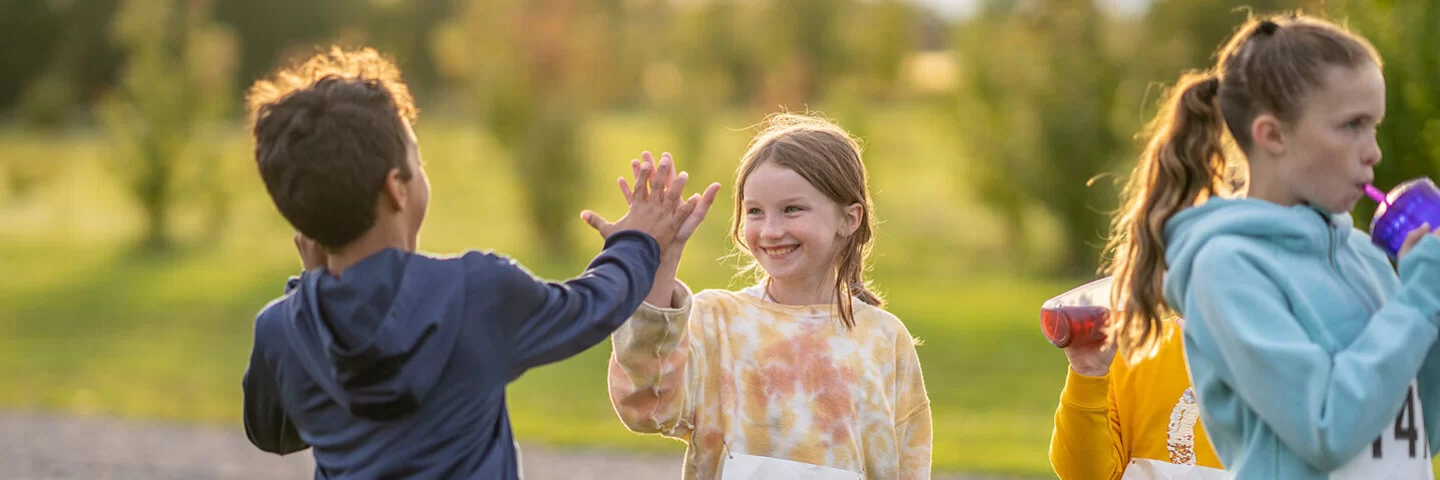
1369, 178, 1440, 259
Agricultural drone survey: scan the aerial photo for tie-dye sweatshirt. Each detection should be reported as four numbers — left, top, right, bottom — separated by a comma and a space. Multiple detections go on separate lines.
608, 282, 932, 479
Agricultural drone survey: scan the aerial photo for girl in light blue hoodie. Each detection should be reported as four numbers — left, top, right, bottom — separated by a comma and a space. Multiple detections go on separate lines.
1100, 13, 1440, 479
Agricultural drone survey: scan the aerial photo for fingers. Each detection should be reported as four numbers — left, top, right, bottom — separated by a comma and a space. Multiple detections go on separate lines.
1400, 223, 1432, 259
631, 160, 653, 203
581, 210, 613, 238
1407, 223, 1431, 244
678, 193, 700, 220
677, 182, 722, 238
294, 232, 319, 252
618, 158, 640, 201
626, 151, 698, 211
697, 182, 721, 213
666, 171, 690, 208
650, 152, 671, 195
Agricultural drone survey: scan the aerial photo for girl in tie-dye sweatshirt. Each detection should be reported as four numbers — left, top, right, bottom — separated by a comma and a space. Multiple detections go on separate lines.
606, 114, 933, 479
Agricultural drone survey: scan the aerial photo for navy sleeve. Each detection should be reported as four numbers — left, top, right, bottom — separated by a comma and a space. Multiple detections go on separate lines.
242, 316, 310, 455
469, 230, 661, 378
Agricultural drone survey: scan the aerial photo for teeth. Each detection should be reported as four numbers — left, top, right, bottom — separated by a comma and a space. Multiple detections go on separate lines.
763, 246, 797, 256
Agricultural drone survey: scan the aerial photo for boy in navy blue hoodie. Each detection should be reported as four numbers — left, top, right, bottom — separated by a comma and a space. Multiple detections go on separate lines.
241, 47, 720, 479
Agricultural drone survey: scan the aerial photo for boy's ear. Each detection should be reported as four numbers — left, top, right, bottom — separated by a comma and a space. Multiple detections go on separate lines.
382, 167, 407, 211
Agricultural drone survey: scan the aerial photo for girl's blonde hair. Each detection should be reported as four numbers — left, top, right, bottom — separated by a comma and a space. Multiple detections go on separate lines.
730, 113, 882, 328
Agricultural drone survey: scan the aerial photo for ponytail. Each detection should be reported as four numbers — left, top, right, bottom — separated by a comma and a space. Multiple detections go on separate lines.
1104, 72, 1230, 363
1103, 12, 1384, 362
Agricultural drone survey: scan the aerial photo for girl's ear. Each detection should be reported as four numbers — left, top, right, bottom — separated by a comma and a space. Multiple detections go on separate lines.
1251, 113, 1288, 158
840, 202, 863, 236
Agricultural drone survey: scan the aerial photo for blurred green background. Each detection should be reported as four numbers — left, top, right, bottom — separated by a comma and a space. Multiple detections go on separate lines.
3, 0, 1439, 477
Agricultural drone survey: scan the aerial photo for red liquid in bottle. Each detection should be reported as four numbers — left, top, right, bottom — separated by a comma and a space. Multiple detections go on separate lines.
1040, 305, 1110, 348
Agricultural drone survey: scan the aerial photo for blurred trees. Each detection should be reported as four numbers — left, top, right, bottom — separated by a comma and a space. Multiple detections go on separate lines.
5, 0, 1440, 273
952, 0, 1130, 276
651, 0, 743, 164
433, 0, 611, 259
100, 0, 238, 252
2, 0, 124, 123
948, 0, 1384, 275
3, 0, 124, 199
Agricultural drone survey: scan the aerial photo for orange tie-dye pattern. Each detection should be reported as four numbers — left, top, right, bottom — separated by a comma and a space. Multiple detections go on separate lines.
608, 282, 933, 479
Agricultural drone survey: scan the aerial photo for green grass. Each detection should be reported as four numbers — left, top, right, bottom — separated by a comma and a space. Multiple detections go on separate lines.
0, 239, 1071, 477
0, 109, 1073, 477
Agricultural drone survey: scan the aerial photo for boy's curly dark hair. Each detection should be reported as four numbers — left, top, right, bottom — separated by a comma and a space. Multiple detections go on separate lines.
247, 46, 420, 250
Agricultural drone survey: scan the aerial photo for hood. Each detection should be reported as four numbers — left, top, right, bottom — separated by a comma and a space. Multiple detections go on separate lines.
284, 248, 464, 420
1164, 197, 1353, 303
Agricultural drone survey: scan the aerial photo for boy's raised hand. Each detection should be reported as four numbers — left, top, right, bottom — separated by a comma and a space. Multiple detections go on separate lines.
582, 152, 701, 251
619, 153, 721, 249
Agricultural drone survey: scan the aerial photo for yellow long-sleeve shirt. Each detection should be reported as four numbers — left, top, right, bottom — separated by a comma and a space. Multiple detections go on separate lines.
1049, 320, 1228, 479
608, 282, 932, 479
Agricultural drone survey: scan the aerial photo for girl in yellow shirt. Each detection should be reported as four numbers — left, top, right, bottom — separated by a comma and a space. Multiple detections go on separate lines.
1050, 318, 1228, 479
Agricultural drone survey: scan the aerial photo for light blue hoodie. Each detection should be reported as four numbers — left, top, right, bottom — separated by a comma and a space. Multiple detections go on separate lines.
1164, 197, 1440, 478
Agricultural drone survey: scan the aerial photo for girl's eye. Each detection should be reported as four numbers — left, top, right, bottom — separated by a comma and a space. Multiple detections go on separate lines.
747, 208, 762, 216
785, 206, 803, 213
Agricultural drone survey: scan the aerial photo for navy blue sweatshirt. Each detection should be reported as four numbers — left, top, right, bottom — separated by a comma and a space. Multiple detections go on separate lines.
242, 231, 660, 479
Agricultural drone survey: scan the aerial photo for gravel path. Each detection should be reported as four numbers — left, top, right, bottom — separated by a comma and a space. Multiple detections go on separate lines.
0, 411, 1033, 479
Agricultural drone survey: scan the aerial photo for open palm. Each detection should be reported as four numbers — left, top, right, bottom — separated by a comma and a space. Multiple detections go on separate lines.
619, 152, 721, 245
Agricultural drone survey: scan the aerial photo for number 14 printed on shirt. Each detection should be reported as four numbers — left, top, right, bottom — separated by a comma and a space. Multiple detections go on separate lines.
1330, 380, 1433, 480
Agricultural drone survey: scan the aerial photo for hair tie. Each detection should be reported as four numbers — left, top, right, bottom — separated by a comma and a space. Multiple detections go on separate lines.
1196, 75, 1220, 102
1257, 19, 1280, 36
